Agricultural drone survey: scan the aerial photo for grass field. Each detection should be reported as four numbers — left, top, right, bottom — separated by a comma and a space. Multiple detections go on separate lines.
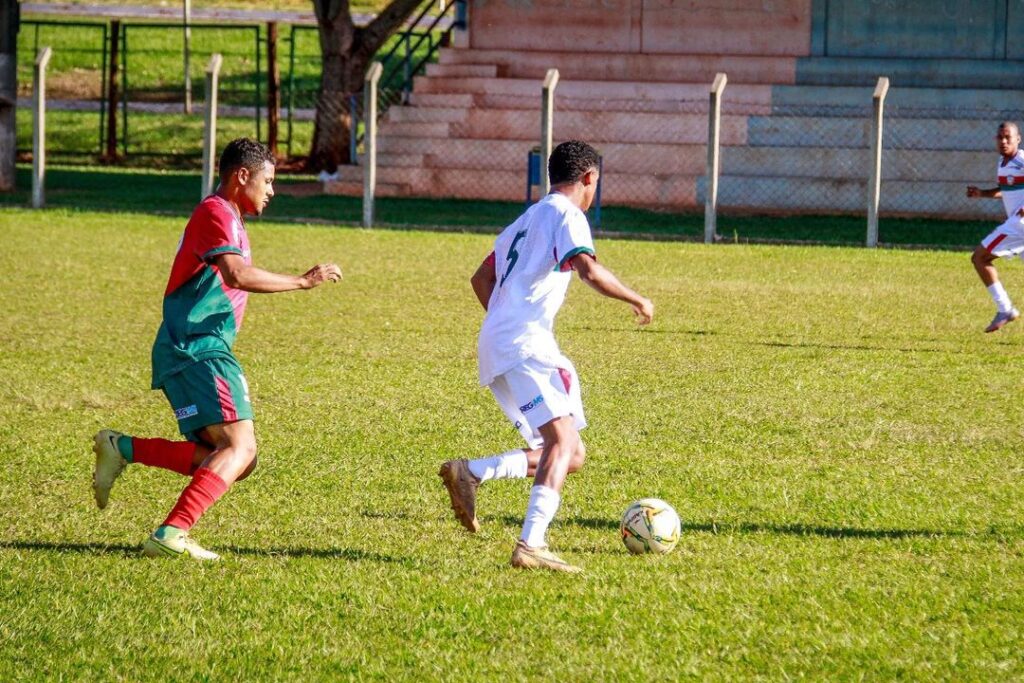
2, 206, 1024, 679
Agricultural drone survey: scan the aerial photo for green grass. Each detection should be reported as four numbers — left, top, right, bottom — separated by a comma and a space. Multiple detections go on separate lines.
0, 165, 995, 247
1, 206, 1023, 679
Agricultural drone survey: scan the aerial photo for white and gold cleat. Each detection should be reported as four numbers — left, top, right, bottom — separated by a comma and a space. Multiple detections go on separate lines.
142, 526, 220, 561
92, 429, 128, 510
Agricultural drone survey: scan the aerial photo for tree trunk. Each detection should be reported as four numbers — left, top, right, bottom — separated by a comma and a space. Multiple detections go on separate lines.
309, 0, 422, 173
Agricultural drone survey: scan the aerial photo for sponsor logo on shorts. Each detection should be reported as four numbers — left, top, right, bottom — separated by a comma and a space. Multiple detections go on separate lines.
174, 404, 199, 421
519, 394, 544, 413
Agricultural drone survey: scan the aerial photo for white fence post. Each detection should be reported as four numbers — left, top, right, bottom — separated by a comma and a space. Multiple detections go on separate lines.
704, 72, 727, 244
362, 61, 383, 228
183, 0, 193, 114
32, 46, 52, 209
201, 53, 222, 200
867, 76, 889, 248
540, 68, 559, 196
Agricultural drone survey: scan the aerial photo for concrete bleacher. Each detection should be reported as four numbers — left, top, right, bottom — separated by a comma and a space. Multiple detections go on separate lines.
325, 1, 1024, 221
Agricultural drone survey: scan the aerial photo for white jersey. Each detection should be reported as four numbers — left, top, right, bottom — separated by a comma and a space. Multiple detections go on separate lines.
998, 150, 1024, 218
477, 193, 596, 386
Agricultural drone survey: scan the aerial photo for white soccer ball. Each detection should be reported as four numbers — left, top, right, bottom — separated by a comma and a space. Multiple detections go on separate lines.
620, 498, 681, 555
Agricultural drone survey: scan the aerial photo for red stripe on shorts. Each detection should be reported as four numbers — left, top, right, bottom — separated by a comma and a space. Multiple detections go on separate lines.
558, 368, 572, 393
986, 233, 1008, 253
215, 376, 238, 422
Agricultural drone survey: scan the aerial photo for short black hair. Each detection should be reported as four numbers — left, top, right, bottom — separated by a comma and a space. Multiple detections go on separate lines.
219, 138, 275, 179
548, 140, 600, 186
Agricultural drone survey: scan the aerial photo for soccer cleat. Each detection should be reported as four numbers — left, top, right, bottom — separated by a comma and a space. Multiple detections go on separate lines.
92, 429, 128, 510
438, 459, 480, 533
142, 526, 220, 561
510, 540, 582, 573
985, 307, 1020, 333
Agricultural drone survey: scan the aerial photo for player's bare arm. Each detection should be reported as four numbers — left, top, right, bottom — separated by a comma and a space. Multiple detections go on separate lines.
215, 252, 342, 293
966, 185, 1002, 199
471, 254, 496, 310
571, 252, 653, 325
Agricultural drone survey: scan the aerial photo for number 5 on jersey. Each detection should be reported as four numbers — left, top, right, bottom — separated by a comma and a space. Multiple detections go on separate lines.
500, 230, 528, 287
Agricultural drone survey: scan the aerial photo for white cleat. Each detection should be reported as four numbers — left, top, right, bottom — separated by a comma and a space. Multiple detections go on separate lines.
92, 429, 128, 510
142, 526, 220, 561
985, 307, 1020, 333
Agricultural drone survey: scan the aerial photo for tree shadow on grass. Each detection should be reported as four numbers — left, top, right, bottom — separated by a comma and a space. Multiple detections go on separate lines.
488, 515, 983, 541
0, 540, 405, 564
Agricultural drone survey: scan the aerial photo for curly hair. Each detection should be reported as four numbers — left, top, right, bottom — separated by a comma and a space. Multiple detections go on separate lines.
219, 138, 275, 179
548, 140, 600, 186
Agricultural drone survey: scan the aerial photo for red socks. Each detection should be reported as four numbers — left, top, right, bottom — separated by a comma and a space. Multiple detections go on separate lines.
132, 438, 198, 476
162, 468, 229, 531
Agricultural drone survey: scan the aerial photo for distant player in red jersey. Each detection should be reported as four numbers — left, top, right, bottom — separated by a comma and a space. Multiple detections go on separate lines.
91, 138, 342, 560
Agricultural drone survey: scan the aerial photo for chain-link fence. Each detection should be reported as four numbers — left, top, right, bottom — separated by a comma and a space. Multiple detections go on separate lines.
713, 102, 871, 241
17, 20, 108, 159
882, 104, 1018, 218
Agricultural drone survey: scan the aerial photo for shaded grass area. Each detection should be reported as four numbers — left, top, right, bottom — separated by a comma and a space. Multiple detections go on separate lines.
0, 165, 993, 247
1, 209, 1023, 679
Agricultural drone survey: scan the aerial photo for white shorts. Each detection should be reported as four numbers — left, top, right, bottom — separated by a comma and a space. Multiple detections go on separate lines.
488, 357, 586, 449
981, 216, 1024, 258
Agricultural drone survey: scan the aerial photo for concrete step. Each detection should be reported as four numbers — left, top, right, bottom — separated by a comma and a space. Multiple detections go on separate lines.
380, 107, 748, 145
746, 116, 995, 151
438, 47, 797, 84
407, 92, 475, 108
377, 153, 425, 168
424, 63, 500, 78
720, 146, 991, 182
348, 166, 699, 206
770, 85, 1024, 117
323, 179, 412, 198
385, 105, 469, 124
794, 56, 1024, 89
413, 75, 774, 110
379, 121, 453, 138
377, 137, 708, 175
699, 175, 996, 219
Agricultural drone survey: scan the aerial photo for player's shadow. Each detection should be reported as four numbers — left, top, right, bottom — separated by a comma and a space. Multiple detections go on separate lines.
491, 515, 981, 541
758, 340, 953, 355
0, 540, 404, 564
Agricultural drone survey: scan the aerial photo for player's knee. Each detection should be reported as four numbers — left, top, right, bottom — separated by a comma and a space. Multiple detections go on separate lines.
568, 440, 586, 473
972, 247, 992, 266
236, 454, 258, 482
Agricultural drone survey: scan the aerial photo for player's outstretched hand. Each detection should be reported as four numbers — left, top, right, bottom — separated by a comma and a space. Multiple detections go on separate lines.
301, 263, 343, 289
966, 185, 981, 198
632, 297, 654, 326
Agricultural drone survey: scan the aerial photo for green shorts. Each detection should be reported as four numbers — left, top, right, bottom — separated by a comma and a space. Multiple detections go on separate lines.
160, 356, 253, 442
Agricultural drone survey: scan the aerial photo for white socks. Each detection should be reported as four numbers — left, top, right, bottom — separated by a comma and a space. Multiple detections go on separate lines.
520, 485, 561, 548
988, 282, 1014, 313
467, 449, 528, 482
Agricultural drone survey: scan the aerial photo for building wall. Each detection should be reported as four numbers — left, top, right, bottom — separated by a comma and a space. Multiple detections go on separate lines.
468, 0, 812, 56
469, 0, 1022, 61
812, 0, 1024, 59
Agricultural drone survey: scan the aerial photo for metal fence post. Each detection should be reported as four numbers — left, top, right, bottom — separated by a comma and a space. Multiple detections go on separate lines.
705, 72, 727, 244
363, 61, 383, 228
540, 68, 559, 196
201, 53, 223, 200
867, 76, 890, 248
32, 46, 52, 209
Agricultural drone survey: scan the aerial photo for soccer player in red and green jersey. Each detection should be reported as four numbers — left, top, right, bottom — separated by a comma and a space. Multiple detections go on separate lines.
91, 138, 342, 561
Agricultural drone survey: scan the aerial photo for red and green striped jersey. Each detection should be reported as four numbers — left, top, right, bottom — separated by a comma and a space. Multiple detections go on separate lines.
151, 195, 251, 388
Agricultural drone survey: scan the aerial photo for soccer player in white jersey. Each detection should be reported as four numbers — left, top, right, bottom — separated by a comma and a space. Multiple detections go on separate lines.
969, 121, 1024, 332
439, 140, 654, 573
